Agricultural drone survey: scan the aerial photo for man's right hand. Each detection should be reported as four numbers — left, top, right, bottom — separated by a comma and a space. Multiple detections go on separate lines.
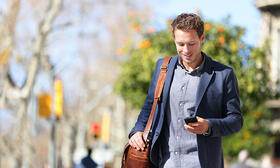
129, 132, 145, 151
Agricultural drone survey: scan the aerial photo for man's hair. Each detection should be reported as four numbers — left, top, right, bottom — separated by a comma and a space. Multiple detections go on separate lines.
171, 13, 204, 38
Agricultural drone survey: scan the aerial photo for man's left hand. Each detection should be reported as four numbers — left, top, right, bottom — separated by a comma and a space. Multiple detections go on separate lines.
184, 116, 209, 134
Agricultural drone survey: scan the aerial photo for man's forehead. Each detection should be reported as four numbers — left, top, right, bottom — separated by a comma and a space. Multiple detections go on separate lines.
175, 39, 197, 43
174, 29, 203, 40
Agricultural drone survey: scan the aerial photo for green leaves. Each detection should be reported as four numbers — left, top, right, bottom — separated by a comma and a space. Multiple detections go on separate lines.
203, 21, 275, 159
114, 28, 176, 109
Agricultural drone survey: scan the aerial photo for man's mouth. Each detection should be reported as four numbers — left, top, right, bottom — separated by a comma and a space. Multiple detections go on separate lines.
183, 54, 192, 59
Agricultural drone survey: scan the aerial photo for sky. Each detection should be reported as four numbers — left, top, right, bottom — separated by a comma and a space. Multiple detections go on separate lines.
0, 0, 260, 46
152, 0, 260, 46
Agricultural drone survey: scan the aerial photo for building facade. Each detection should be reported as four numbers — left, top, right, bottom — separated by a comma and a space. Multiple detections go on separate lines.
255, 0, 280, 86
255, 0, 280, 166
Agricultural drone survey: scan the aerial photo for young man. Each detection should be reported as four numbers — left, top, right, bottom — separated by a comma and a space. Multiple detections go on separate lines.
128, 13, 243, 168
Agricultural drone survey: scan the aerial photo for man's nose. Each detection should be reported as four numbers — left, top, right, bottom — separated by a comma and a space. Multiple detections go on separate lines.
182, 45, 189, 53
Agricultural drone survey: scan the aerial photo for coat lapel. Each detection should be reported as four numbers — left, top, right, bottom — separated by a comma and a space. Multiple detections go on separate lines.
161, 55, 178, 107
195, 55, 214, 114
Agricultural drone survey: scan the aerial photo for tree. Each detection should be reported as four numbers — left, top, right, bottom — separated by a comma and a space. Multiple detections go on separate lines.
0, 0, 64, 167
114, 15, 279, 159
0, 0, 155, 167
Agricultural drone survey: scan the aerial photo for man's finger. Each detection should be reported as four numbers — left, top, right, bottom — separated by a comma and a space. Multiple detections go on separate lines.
129, 138, 137, 147
129, 136, 141, 150
136, 138, 145, 149
132, 138, 142, 150
188, 123, 199, 127
184, 124, 203, 134
184, 124, 195, 131
134, 134, 146, 150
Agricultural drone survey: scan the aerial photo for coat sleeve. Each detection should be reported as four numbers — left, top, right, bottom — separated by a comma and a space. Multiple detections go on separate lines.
128, 59, 163, 138
207, 69, 243, 137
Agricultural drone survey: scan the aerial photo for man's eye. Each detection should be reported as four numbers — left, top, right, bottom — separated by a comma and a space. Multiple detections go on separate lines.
189, 43, 195, 46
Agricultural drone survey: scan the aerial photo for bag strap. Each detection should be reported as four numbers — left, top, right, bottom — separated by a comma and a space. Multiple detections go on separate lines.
142, 56, 171, 142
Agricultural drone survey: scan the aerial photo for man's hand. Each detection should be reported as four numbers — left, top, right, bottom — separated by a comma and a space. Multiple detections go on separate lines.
184, 116, 209, 134
129, 132, 145, 151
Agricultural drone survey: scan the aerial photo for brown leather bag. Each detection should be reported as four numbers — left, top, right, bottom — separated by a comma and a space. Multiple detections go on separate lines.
121, 56, 171, 168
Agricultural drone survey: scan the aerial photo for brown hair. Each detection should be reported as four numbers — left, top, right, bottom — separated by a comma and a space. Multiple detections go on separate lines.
171, 13, 204, 38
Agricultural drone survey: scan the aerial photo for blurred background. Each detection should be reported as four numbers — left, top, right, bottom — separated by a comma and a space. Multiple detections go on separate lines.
0, 0, 280, 168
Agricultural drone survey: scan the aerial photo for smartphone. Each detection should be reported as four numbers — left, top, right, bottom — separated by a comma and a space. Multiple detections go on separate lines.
184, 116, 198, 124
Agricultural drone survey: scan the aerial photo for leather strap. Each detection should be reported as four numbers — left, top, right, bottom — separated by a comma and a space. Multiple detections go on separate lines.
142, 56, 171, 142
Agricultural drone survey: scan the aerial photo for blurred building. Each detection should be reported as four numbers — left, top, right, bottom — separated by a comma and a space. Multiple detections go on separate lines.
255, 0, 280, 166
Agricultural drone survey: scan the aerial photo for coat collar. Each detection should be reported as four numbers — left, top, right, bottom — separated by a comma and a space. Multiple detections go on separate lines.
161, 53, 214, 115
161, 55, 178, 107
195, 53, 214, 114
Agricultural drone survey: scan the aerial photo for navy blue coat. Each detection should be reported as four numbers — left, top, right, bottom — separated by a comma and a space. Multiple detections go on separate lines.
129, 54, 243, 168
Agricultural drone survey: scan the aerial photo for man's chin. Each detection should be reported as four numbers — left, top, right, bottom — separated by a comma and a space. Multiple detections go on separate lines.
182, 57, 192, 63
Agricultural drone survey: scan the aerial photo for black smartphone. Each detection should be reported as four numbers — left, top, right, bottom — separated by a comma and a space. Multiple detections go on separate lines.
184, 116, 198, 124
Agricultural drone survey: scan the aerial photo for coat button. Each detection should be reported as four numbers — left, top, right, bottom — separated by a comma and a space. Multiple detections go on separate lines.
155, 132, 159, 136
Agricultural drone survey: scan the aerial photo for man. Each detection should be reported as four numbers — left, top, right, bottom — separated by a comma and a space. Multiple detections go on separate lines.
229, 150, 252, 168
81, 148, 98, 168
128, 13, 243, 168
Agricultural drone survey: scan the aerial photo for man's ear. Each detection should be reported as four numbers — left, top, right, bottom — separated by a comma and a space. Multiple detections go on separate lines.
200, 34, 205, 43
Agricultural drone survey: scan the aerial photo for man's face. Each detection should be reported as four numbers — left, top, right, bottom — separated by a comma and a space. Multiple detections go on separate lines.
174, 28, 204, 70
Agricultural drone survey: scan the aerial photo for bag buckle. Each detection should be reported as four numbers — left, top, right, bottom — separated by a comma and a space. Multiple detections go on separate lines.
160, 65, 168, 71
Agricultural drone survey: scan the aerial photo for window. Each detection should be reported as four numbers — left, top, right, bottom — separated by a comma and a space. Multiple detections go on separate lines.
274, 137, 280, 159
